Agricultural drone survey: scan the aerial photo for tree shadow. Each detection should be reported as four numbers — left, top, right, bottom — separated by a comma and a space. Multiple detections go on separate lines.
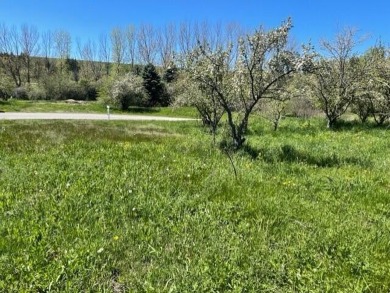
126, 106, 160, 114
330, 119, 389, 131
0, 100, 8, 112
239, 143, 372, 168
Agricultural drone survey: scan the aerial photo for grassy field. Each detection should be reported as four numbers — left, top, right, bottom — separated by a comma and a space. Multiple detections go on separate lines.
1, 116, 390, 292
0, 99, 197, 118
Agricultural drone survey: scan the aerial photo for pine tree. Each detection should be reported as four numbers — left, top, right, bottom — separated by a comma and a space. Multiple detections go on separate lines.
163, 65, 178, 83
142, 63, 170, 106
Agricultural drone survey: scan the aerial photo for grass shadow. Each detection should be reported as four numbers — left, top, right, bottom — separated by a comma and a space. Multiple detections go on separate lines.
0, 100, 10, 109
331, 119, 390, 132
278, 144, 371, 167
238, 143, 372, 168
0, 100, 8, 112
238, 144, 261, 160
126, 106, 160, 114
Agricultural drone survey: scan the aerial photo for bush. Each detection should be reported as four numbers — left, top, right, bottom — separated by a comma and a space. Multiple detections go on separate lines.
27, 84, 47, 100
0, 75, 13, 100
41, 75, 97, 101
0, 89, 11, 100
351, 94, 373, 123
41, 76, 72, 100
286, 95, 318, 118
98, 73, 147, 110
13, 87, 28, 100
79, 80, 98, 101
63, 83, 84, 100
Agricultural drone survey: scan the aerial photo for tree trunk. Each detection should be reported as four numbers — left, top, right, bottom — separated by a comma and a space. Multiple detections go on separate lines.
327, 117, 337, 129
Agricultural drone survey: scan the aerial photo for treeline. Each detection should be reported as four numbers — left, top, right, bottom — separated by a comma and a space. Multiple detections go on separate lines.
1, 21, 390, 139
0, 21, 242, 107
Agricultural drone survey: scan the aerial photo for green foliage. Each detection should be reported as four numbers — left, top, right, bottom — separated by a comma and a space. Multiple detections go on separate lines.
78, 80, 98, 101
27, 84, 47, 100
142, 63, 170, 107
65, 58, 80, 82
96, 75, 113, 104
12, 86, 28, 99
0, 74, 14, 100
163, 65, 178, 83
351, 93, 373, 123
1, 118, 390, 291
40, 74, 97, 101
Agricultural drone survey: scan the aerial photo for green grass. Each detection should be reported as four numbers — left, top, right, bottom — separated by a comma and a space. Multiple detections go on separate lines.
1, 117, 390, 292
0, 99, 105, 113
0, 99, 197, 118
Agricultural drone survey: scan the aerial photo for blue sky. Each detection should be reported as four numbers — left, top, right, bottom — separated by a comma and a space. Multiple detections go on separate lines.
0, 0, 389, 50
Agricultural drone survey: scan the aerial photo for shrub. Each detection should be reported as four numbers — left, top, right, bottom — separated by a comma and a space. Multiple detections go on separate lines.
287, 95, 318, 118
41, 76, 72, 100
0, 76, 13, 100
27, 84, 47, 100
0, 89, 11, 100
99, 73, 147, 110
351, 94, 373, 123
41, 75, 97, 101
13, 87, 28, 100
96, 76, 113, 103
79, 80, 98, 101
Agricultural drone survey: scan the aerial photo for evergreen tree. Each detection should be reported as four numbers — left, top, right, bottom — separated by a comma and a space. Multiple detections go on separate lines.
142, 63, 170, 106
65, 58, 80, 82
163, 65, 178, 83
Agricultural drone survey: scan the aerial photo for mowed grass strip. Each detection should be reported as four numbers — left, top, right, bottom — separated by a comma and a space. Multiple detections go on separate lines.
0, 118, 390, 292
0, 99, 197, 118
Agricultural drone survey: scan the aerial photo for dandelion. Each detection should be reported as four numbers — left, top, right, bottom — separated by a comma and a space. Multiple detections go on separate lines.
113, 236, 119, 241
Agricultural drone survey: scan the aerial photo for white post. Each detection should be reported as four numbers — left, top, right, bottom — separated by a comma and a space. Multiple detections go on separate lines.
107, 105, 110, 120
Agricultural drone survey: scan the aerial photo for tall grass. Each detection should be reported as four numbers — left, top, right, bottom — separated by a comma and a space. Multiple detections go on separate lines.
1, 118, 389, 291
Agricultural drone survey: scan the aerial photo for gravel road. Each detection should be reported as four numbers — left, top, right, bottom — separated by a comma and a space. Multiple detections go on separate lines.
0, 112, 197, 121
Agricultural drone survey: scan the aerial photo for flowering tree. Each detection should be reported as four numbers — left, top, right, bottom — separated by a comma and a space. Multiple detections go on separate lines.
186, 18, 309, 149
103, 73, 146, 110
258, 74, 304, 131
174, 75, 225, 144
308, 28, 365, 128
358, 44, 390, 125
